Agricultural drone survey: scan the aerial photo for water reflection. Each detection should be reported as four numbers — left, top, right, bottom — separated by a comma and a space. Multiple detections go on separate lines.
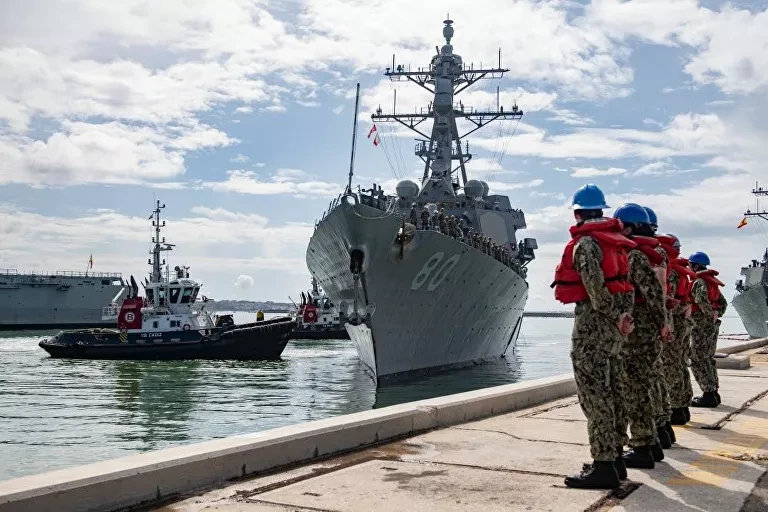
374, 353, 523, 408
111, 360, 201, 450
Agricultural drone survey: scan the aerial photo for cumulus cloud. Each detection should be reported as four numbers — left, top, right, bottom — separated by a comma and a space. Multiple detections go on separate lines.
570, 167, 627, 178
234, 274, 255, 290
201, 169, 342, 198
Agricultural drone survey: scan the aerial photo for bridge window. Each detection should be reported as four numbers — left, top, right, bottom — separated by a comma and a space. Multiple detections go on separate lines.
190, 287, 199, 302
146, 289, 154, 302
170, 287, 181, 304
181, 287, 194, 304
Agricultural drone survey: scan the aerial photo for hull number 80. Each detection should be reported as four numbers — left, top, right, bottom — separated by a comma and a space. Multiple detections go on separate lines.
411, 252, 461, 291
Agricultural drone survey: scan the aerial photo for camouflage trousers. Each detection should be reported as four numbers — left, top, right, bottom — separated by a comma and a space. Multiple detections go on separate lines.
662, 315, 694, 408
619, 307, 661, 447
690, 315, 720, 393
652, 354, 672, 427
571, 309, 625, 461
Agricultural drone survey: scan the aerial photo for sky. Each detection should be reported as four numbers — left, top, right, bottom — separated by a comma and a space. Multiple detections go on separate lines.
1, 0, 767, 310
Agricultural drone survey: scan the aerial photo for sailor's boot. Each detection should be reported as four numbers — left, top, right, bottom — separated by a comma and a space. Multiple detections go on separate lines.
666, 422, 676, 444
651, 442, 665, 461
657, 426, 672, 449
691, 392, 718, 408
565, 461, 620, 489
670, 408, 687, 425
622, 445, 655, 469
615, 446, 628, 480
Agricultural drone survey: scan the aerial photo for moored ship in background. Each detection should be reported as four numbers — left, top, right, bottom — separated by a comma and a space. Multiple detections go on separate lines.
0, 268, 125, 330
306, 19, 536, 384
733, 183, 768, 339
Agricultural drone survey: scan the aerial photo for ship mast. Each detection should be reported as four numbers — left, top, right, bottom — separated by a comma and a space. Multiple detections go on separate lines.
744, 182, 768, 222
148, 200, 175, 283
371, 19, 523, 193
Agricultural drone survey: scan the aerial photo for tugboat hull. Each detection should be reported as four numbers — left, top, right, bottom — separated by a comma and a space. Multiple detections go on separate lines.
39, 317, 295, 361
290, 326, 350, 340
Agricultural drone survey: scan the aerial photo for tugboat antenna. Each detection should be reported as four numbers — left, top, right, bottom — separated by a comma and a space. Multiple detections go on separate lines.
347, 82, 361, 193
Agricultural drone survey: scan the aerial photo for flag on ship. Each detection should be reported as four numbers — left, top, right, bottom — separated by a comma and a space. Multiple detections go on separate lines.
88, 254, 93, 268
368, 124, 380, 146
737, 217, 748, 229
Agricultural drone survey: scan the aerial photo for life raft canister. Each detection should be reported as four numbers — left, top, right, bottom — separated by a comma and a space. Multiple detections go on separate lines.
551, 218, 636, 304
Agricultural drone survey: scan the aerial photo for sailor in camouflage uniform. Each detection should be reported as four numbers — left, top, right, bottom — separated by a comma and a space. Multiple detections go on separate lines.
613, 203, 672, 469
553, 184, 636, 489
420, 207, 430, 230
643, 207, 676, 447
688, 251, 727, 408
656, 233, 695, 425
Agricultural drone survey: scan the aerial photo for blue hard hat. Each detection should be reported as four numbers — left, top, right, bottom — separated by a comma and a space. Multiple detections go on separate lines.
613, 203, 651, 224
571, 184, 609, 210
689, 251, 710, 266
643, 206, 658, 226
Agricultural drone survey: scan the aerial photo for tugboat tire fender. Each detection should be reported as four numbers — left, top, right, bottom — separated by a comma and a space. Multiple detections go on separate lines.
183, 324, 191, 331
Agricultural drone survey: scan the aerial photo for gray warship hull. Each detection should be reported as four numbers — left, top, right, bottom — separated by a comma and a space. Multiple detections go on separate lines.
0, 271, 125, 330
306, 201, 527, 384
732, 285, 768, 339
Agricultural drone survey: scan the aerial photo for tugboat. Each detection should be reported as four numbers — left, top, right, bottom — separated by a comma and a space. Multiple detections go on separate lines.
290, 277, 350, 340
39, 201, 295, 360
733, 183, 768, 339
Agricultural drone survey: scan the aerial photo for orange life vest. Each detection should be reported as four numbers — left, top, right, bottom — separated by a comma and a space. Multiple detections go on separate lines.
630, 236, 667, 304
551, 218, 636, 304
669, 257, 695, 304
656, 235, 680, 261
691, 269, 725, 313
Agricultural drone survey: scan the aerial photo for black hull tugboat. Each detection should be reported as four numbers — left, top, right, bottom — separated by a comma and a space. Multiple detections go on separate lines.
39, 201, 295, 361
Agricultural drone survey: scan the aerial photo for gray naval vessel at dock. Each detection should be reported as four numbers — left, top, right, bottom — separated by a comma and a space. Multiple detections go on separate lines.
0, 269, 125, 330
306, 19, 537, 384
733, 183, 768, 338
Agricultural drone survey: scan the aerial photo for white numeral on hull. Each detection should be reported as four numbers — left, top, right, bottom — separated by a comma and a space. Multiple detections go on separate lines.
411, 252, 461, 291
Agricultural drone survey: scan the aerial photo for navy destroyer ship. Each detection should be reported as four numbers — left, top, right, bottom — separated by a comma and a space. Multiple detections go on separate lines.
306, 19, 537, 384
0, 268, 125, 330
733, 183, 768, 338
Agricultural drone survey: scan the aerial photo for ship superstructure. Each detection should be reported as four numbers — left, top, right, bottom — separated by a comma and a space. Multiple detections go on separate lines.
0, 269, 125, 330
733, 183, 768, 338
306, 19, 536, 384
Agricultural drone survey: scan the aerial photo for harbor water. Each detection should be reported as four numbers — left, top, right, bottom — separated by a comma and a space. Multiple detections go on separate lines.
0, 314, 746, 481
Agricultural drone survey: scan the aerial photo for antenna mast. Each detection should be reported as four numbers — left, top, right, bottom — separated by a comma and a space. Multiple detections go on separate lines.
371, 19, 523, 190
744, 182, 768, 222
347, 83, 361, 193
148, 200, 175, 283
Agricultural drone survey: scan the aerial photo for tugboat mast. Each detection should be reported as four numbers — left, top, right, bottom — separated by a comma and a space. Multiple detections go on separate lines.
371, 18, 523, 192
148, 200, 175, 283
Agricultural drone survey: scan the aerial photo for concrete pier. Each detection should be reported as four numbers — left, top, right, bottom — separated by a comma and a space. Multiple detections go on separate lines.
1, 339, 767, 511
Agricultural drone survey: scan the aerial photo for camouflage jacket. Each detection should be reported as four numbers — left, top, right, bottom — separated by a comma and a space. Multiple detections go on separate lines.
572, 236, 621, 323
628, 249, 667, 329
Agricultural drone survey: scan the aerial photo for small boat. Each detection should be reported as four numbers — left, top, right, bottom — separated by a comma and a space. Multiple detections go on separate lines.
39, 200, 295, 360
290, 277, 350, 340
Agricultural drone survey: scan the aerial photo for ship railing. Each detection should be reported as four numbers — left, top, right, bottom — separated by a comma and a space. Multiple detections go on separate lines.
0, 269, 123, 279
407, 219, 529, 279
